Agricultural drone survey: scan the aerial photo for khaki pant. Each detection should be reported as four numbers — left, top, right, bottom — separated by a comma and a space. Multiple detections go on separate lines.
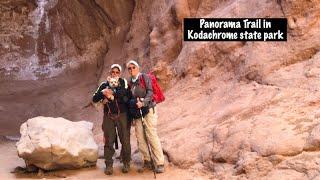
134, 107, 164, 165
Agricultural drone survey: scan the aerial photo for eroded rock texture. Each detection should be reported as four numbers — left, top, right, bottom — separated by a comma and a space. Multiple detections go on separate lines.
16, 116, 98, 170
121, 0, 320, 179
0, 0, 134, 134
2, 0, 320, 179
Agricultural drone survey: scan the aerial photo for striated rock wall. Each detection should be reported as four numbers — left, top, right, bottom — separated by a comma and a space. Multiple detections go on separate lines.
0, 0, 110, 81
122, 0, 320, 179
2, 0, 320, 178
0, 0, 134, 135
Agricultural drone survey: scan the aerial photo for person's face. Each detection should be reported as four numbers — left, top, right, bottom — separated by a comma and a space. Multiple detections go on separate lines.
127, 64, 139, 77
110, 67, 121, 78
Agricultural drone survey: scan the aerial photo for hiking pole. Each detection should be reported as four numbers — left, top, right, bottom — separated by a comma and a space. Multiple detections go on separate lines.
114, 126, 119, 150
139, 109, 157, 179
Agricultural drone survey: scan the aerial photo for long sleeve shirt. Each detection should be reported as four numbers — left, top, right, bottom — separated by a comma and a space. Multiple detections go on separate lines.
129, 73, 155, 108
92, 78, 130, 114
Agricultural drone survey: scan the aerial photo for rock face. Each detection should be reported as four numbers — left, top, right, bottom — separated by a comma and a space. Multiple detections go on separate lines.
3, 0, 320, 179
121, 0, 320, 179
0, 0, 134, 135
16, 116, 98, 170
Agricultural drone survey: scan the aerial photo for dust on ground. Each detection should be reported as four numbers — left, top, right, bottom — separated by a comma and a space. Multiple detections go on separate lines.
0, 139, 211, 180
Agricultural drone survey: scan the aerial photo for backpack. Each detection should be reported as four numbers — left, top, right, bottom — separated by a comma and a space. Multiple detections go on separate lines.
139, 72, 165, 104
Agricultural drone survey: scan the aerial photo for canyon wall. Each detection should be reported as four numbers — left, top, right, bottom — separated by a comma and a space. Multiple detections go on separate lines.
2, 0, 320, 179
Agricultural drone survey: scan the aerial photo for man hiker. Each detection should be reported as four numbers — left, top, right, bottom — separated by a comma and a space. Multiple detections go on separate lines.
92, 64, 131, 175
127, 60, 165, 173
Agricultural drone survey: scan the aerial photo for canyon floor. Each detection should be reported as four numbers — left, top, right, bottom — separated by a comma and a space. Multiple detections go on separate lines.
0, 136, 211, 180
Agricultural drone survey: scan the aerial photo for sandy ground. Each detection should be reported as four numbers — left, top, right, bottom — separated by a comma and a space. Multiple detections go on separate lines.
0, 139, 211, 180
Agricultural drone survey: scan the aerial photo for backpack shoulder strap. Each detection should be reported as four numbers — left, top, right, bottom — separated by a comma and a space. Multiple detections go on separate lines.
127, 77, 134, 89
139, 73, 147, 89
123, 78, 128, 89
118, 78, 127, 88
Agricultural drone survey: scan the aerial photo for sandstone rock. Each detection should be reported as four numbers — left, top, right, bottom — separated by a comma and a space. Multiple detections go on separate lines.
305, 124, 320, 151
266, 151, 320, 179
2, 0, 320, 179
16, 116, 98, 170
173, 0, 190, 23
123, 0, 320, 179
0, 0, 136, 135
235, 151, 273, 178
266, 169, 307, 180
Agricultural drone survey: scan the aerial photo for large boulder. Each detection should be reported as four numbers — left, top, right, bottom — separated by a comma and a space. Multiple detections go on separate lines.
16, 116, 98, 170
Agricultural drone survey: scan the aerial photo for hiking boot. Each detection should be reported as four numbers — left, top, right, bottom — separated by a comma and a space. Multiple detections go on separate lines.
137, 160, 153, 173
104, 165, 113, 175
155, 165, 165, 173
143, 160, 153, 170
122, 163, 130, 173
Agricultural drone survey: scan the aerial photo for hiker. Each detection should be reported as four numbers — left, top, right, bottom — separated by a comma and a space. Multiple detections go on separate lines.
127, 60, 165, 173
92, 64, 131, 175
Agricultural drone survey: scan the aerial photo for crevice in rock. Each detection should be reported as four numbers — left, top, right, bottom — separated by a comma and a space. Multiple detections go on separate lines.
191, 0, 203, 16
277, 166, 310, 177
241, 69, 280, 87
50, 143, 54, 162
259, 147, 320, 159
90, 0, 116, 29
276, 0, 286, 17
56, 9, 83, 54
169, 5, 181, 27
281, 48, 319, 68
163, 149, 172, 163
25, 122, 35, 151
267, 48, 320, 77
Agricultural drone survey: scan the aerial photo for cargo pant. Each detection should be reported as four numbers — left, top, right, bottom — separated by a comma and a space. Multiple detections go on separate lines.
134, 107, 165, 166
103, 112, 131, 167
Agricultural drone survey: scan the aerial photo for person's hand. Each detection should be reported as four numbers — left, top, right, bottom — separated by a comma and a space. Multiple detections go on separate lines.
132, 120, 137, 126
102, 89, 113, 97
136, 98, 143, 108
102, 98, 109, 104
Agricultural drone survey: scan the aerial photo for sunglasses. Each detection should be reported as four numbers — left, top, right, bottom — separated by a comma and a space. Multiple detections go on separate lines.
111, 71, 120, 74
128, 66, 136, 71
